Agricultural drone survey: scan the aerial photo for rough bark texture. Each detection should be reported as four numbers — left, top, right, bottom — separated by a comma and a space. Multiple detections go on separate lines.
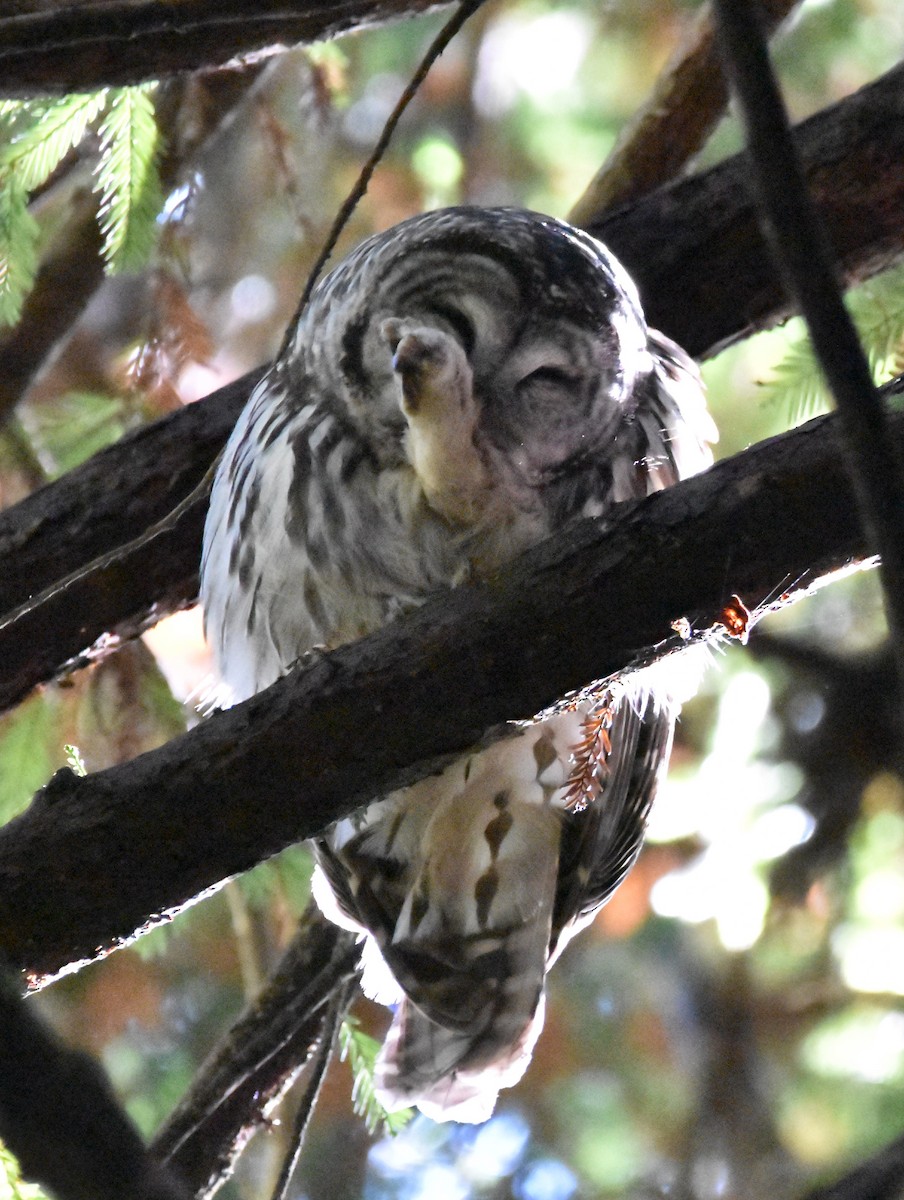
0, 63, 902, 714
594, 60, 904, 358
0, 369, 261, 711
152, 906, 357, 1198
2, 398, 900, 988
0, 0, 451, 97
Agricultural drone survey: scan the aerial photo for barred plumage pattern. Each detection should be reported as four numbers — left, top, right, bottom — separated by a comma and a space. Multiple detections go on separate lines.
201, 207, 715, 1123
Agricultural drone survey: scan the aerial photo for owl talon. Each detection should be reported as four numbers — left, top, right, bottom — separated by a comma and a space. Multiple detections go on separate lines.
292, 644, 329, 672
381, 319, 459, 417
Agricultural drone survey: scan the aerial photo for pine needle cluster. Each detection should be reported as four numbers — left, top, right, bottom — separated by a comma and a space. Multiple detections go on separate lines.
0, 85, 162, 326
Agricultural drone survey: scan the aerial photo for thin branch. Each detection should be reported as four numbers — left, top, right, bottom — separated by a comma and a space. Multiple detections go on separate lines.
285, 0, 484, 336
152, 906, 358, 1198
0, 0, 452, 98
3, 394, 904, 990
713, 0, 904, 698
568, 0, 800, 225
0, 63, 901, 715
269, 979, 354, 1200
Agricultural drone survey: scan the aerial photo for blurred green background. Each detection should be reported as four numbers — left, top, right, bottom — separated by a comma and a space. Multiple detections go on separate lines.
2, 1, 904, 1196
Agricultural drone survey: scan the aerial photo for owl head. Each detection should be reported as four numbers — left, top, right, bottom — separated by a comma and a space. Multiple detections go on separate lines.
286, 207, 656, 488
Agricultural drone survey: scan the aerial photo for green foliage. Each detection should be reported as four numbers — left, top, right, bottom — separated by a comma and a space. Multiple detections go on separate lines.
63, 743, 87, 777
339, 1017, 413, 1136
3, 92, 108, 193
0, 175, 39, 327
237, 844, 314, 917
95, 85, 162, 273
0, 84, 162, 327
127, 918, 176, 961
763, 266, 904, 425
27, 390, 128, 478
0, 92, 108, 324
0, 694, 59, 825
0, 1139, 47, 1200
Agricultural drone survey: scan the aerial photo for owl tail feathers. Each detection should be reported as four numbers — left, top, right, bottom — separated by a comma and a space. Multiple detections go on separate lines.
374, 994, 546, 1124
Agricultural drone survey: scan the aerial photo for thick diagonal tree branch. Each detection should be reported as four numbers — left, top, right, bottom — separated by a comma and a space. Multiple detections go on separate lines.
0, 369, 261, 710
2, 396, 901, 989
0, 62, 902, 714
0, 0, 453, 97
0, 969, 192, 1200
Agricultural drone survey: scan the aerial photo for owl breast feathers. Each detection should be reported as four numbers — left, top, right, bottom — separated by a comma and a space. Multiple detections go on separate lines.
201, 206, 716, 1123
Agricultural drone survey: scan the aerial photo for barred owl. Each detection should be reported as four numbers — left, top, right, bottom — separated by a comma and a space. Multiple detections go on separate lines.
201, 207, 715, 1123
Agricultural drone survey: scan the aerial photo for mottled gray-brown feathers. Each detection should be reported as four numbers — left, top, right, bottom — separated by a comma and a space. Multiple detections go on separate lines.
200, 206, 715, 1122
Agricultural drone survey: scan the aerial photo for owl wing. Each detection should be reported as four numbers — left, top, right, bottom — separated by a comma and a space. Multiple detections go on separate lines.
312, 724, 570, 1121
639, 329, 717, 488
201, 366, 328, 704
551, 691, 674, 958
538, 326, 708, 953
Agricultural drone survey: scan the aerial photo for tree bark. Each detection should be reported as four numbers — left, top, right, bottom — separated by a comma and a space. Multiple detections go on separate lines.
0, 970, 192, 1200
594, 60, 904, 358
0, 62, 902, 713
1, 398, 898, 988
568, 0, 800, 223
0, 369, 261, 712
0, 0, 451, 97
151, 906, 358, 1198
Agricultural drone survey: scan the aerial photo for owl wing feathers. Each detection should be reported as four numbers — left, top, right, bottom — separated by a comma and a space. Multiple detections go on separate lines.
313, 690, 673, 1120
553, 692, 674, 948
642, 329, 718, 487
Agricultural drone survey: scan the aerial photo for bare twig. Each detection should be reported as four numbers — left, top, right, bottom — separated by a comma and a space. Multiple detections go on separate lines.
269, 980, 354, 1200
713, 0, 904, 700
285, 0, 484, 336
